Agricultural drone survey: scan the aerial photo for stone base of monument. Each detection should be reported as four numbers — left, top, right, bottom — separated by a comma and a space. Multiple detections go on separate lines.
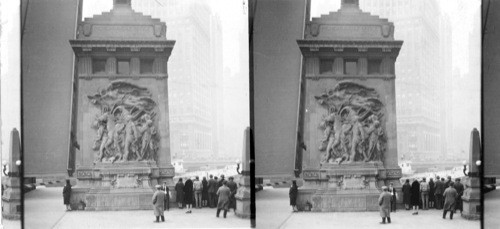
297, 162, 387, 212
2, 177, 22, 219
71, 161, 173, 211
235, 175, 251, 218
461, 176, 481, 220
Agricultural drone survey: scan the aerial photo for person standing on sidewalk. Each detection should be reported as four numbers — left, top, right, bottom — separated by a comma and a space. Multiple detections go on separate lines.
410, 178, 420, 215
227, 176, 238, 212
202, 176, 209, 207
216, 180, 231, 218
420, 177, 429, 210
175, 178, 185, 209
434, 176, 444, 210
289, 180, 298, 212
63, 179, 72, 211
389, 183, 397, 212
379, 186, 392, 224
184, 177, 194, 213
193, 176, 203, 209
161, 182, 170, 211
428, 178, 435, 209
453, 178, 464, 214
402, 179, 411, 210
208, 175, 217, 208
152, 185, 166, 223
443, 182, 458, 220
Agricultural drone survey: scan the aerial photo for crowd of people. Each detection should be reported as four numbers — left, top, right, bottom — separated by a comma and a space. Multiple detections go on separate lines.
400, 175, 465, 219
169, 175, 238, 219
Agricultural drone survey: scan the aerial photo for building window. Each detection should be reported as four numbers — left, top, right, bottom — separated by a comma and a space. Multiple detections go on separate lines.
140, 59, 154, 74
319, 59, 334, 74
344, 59, 358, 75
368, 59, 382, 74
92, 59, 106, 74
117, 59, 130, 75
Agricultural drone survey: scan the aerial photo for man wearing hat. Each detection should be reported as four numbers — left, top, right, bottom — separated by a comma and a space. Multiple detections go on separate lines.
152, 185, 166, 223
379, 186, 392, 224
226, 176, 238, 211
453, 178, 464, 213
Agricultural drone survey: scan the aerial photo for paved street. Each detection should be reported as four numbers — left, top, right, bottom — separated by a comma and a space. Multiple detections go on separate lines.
17, 186, 251, 229
484, 187, 500, 229
256, 187, 480, 229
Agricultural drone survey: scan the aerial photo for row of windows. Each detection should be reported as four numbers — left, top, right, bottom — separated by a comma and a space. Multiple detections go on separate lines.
319, 58, 383, 75
92, 58, 155, 75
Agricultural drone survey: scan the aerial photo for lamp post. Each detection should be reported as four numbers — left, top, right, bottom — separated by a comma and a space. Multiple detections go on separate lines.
463, 160, 481, 177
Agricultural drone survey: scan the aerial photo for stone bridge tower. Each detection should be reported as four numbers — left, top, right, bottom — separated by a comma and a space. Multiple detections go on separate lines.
296, 0, 403, 211
69, 0, 175, 210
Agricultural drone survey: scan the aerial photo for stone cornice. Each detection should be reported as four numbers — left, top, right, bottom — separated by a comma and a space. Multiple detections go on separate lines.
79, 74, 168, 80
70, 39, 175, 54
297, 39, 403, 49
298, 39, 402, 56
306, 74, 395, 80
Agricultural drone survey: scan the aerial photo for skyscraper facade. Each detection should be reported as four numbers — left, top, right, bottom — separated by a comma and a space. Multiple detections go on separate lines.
133, 0, 223, 161
360, 0, 452, 162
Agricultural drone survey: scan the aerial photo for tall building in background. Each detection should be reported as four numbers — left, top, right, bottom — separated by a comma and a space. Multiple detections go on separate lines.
360, 0, 452, 162
133, 0, 223, 161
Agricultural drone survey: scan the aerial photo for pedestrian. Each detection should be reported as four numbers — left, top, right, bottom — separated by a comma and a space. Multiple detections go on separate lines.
227, 176, 238, 212
434, 176, 444, 210
175, 178, 185, 209
202, 176, 209, 207
440, 177, 446, 207
218, 174, 225, 188
184, 177, 194, 213
402, 179, 411, 210
289, 180, 298, 212
420, 177, 429, 210
63, 179, 72, 211
208, 175, 217, 208
429, 178, 435, 209
152, 185, 166, 223
453, 178, 464, 214
216, 180, 231, 218
193, 176, 203, 208
161, 182, 170, 211
445, 176, 452, 189
214, 176, 219, 204
443, 182, 458, 220
411, 178, 420, 215
379, 186, 392, 224
389, 182, 397, 212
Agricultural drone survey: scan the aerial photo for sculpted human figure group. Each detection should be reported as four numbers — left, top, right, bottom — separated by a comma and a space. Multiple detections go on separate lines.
89, 81, 159, 163
317, 83, 386, 165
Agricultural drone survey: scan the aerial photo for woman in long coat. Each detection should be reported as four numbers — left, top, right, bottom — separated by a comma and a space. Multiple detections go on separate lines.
202, 177, 209, 207
175, 178, 185, 209
63, 179, 72, 211
428, 178, 435, 208
216, 180, 231, 218
379, 186, 392, 224
184, 177, 194, 213
289, 181, 298, 212
410, 179, 420, 215
402, 179, 411, 210
443, 182, 458, 219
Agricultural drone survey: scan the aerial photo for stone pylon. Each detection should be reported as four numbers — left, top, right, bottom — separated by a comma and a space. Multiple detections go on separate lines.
461, 128, 481, 220
235, 127, 251, 218
2, 128, 22, 219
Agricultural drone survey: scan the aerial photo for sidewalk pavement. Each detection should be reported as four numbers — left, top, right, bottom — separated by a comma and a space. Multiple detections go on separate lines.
21, 186, 251, 229
256, 187, 480, 229
485, 187, 500, 229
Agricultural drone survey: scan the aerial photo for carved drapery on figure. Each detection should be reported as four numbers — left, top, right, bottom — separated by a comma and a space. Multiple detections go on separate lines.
88, 81, 159, 163
315, 82, 386, 165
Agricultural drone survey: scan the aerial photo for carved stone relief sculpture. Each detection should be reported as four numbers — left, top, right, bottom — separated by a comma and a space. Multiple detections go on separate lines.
315, 82, 386, 165
88, 81, 159, 163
